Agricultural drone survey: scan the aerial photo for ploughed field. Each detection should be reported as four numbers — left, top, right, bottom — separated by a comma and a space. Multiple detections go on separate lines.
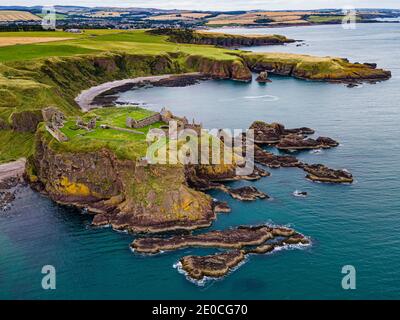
0, 10, 41, 22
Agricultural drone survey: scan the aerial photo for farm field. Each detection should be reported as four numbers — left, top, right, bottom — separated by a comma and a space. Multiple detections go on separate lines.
0, 29, 236, 63
206, 11, 333, 26
0, 37, 72, 47
0, 10, 41, 21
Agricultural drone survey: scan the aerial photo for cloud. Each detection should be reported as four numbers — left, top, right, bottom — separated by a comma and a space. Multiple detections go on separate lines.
4, 0, 400, 11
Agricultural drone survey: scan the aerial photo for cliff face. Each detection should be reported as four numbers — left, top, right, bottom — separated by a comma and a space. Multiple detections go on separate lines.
28, 130, 215, 233
185, 55, 252, 81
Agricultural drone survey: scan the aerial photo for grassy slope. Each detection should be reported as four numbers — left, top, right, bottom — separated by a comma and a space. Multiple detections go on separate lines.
0, 29, 389, 163
0, 130, 34, 163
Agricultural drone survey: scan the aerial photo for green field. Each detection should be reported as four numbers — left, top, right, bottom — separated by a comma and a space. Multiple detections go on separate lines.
0, 29, 236, 62
36, 13, 68, 20
54, 106, 164, 160
307, 15, 362, 23
0, 44, 98, 62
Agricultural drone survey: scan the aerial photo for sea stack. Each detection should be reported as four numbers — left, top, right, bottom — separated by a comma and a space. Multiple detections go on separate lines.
256, 71, 272, 83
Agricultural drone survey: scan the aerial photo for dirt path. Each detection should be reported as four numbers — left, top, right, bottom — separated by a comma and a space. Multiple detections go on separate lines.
75, 73, 201, 112
0, 158, 26, 182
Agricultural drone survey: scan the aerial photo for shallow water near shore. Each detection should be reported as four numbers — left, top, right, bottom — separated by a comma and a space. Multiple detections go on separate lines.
1, 23, 400, 299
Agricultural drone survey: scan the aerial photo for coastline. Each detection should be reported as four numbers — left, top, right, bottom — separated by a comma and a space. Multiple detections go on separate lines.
75, 72, 203, 112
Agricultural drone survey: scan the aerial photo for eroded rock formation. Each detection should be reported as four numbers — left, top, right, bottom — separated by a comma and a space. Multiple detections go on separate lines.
131, 224, 310, 281
179, 250, 246, 281
276, 135, 339, 150
224, 186, 268, 201
250, 121, 315, 145
179, 229, 312, 281
131, 225, 299, 254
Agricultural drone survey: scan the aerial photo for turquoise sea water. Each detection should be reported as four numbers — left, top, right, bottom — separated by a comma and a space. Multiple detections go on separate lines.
1, 23, 400, 299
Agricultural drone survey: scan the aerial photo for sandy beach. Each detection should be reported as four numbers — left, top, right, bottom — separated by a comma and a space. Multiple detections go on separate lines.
75, 73, 201, 112
0, 158, 26, 182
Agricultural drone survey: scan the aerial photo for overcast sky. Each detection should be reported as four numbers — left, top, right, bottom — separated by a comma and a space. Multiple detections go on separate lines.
2, 0, 400, 11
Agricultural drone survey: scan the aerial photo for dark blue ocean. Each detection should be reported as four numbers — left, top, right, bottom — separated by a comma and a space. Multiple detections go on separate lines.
1, 23, 400, 299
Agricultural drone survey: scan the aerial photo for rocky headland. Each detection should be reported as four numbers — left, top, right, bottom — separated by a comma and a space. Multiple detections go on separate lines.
28, 132, 217, 233
241, 52, 392, 83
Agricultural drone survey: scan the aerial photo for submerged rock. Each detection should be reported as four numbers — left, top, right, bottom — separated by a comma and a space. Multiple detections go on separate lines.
293, 190, 308, 197
0, 191, 16, 211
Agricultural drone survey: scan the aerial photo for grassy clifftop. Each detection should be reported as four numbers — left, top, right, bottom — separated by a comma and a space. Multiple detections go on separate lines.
53, 107, 161, 160
241, 52, 391, 81
147, 28, 295, 46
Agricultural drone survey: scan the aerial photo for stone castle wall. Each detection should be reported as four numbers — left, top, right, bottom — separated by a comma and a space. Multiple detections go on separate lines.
128, 113, 162, 129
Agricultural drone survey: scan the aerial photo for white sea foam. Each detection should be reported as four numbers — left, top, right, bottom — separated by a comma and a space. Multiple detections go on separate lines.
112, 228, 128, 234
243, 95, 279, 101
310, 149, 323, 154
293, 190, 308, 198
